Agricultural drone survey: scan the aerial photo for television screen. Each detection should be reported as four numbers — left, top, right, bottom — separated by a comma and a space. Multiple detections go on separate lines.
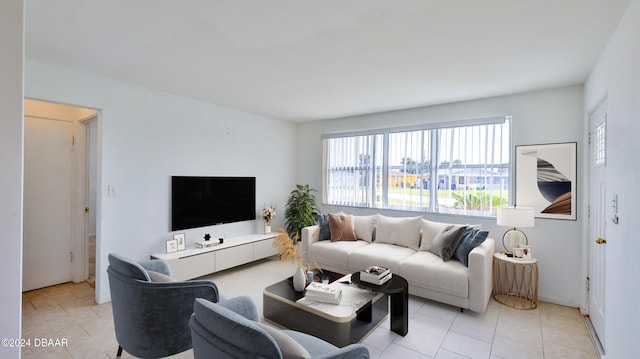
171, 176, 256, 231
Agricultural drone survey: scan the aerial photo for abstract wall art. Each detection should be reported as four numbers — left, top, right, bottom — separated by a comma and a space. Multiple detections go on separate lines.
515, 142, 577, 220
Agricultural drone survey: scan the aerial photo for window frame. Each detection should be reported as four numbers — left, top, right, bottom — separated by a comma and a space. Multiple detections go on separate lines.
322, 116, 511, 217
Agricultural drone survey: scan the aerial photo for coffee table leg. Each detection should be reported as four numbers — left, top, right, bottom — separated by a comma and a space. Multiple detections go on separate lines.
389, 289, 408, 336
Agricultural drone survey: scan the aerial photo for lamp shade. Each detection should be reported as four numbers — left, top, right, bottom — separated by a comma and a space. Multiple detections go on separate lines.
496, 206, 534, 228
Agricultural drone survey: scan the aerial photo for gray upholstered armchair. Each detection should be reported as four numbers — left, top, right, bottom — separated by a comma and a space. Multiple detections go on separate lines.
189, 297, 370, 359
107, 253, 220, 358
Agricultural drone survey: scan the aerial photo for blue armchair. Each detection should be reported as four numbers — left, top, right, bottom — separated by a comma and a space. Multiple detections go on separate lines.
107, 253, 220, 358
189, 297, 370, 359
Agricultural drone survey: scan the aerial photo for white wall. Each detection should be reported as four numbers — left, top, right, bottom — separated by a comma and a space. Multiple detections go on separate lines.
25, 60, 298, 303
584, 1, 640, 357
0, 1, 23, 358
297, 86, 585, 307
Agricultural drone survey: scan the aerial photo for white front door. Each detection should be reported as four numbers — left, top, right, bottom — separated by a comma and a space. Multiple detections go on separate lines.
23, 116, 74, 291
588, 98, 608, 350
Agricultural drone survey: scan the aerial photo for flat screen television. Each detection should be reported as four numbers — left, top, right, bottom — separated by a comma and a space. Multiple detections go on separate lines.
171, 176, 256, 231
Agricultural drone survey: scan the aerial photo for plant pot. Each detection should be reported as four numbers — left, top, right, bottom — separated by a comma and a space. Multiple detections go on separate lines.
264, 221, 271, 234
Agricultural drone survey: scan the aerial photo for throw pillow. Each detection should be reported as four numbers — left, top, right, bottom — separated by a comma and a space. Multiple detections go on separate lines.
375, 215, 422, 250
316, 214, 331, 241
453, 228, 489, 267
147, 270, 176, 282
419, 219, 450, 251
256, 322, 311, 359
353, 215, 377, 242
429, 225, 468, 260
328, 213, 357, 241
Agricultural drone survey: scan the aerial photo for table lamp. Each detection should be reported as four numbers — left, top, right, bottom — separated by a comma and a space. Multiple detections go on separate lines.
496, 205, 534, 255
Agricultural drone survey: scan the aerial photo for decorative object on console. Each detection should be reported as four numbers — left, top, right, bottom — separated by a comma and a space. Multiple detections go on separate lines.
193, 241, 219, 248
174, 233, 186, 251
497, 205, 534, 255
285, 184, 319, 241
261, 205, 276, 234
166, 239, 178, 253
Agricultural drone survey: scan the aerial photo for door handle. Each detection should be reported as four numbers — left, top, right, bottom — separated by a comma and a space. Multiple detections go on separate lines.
596, 237, 607, 245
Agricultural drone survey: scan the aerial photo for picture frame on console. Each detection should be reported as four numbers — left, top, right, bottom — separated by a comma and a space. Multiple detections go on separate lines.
174, 233, 186, 251
166, 239, 178, 253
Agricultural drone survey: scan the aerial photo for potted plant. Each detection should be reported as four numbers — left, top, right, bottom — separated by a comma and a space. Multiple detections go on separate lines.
284, 184, 319, 241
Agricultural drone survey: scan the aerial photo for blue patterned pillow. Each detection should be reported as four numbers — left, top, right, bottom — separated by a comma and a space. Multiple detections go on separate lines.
317, 214, 331, 241
453, 228, 489, 266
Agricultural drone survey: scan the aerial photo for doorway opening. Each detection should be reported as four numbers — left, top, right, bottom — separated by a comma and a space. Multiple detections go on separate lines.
23, 99, 100, 295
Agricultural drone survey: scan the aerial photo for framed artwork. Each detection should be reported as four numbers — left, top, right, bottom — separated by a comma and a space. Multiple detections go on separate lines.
166, 239, 178, 253
174, 233, 186, 251
515, 142, 577, 220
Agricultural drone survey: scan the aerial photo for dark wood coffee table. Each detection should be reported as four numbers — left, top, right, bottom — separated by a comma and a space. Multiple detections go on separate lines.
263, 272, 388, 347
351, 272, 409, 337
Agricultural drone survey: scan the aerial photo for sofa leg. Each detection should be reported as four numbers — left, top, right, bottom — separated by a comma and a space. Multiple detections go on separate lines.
460, 308, 464, 313
116, 345, 123, 358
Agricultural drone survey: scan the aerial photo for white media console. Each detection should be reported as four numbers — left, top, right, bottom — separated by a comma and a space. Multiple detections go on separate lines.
151, 233, 278, 281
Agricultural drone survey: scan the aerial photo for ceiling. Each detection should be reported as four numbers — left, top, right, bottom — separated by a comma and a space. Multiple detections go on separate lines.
25, 0, 630, 122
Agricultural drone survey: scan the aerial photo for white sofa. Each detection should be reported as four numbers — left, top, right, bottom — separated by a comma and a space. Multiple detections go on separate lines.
301, 215, 495, 313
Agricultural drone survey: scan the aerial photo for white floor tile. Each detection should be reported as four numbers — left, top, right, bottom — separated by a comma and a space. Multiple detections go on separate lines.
21, 258, 599, 359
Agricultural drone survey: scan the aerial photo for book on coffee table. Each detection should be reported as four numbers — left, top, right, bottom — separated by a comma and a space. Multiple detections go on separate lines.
360, 266, 392, 285
304, 290, 343, 304
303, 282, 343, 304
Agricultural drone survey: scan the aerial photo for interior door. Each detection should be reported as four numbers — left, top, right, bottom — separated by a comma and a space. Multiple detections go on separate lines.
588, 99, 607, 350
23, 116, 74, 291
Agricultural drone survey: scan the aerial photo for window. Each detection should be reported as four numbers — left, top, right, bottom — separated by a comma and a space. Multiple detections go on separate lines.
593, 120, 606, 166
323, 117, 511, 217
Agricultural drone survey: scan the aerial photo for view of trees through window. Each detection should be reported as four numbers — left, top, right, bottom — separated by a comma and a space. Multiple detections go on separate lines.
323, 117, 511, 217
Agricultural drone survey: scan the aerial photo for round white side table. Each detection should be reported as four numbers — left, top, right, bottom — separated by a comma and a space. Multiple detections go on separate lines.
493, 252, 538, 310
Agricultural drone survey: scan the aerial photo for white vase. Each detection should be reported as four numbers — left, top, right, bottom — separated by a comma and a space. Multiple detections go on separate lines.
264, 221, 271, 234
293, 266, 306, 292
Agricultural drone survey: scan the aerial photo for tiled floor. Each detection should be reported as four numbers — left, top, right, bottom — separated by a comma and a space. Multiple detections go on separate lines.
21, 258, 598, 358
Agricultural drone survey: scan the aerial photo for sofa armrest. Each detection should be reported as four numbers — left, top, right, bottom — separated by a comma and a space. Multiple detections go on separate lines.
467, 237, 495, 312
301, 225, 320, 267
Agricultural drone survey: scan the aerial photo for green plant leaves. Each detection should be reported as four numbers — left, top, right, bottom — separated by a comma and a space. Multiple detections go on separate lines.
284, 184, 319, 241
